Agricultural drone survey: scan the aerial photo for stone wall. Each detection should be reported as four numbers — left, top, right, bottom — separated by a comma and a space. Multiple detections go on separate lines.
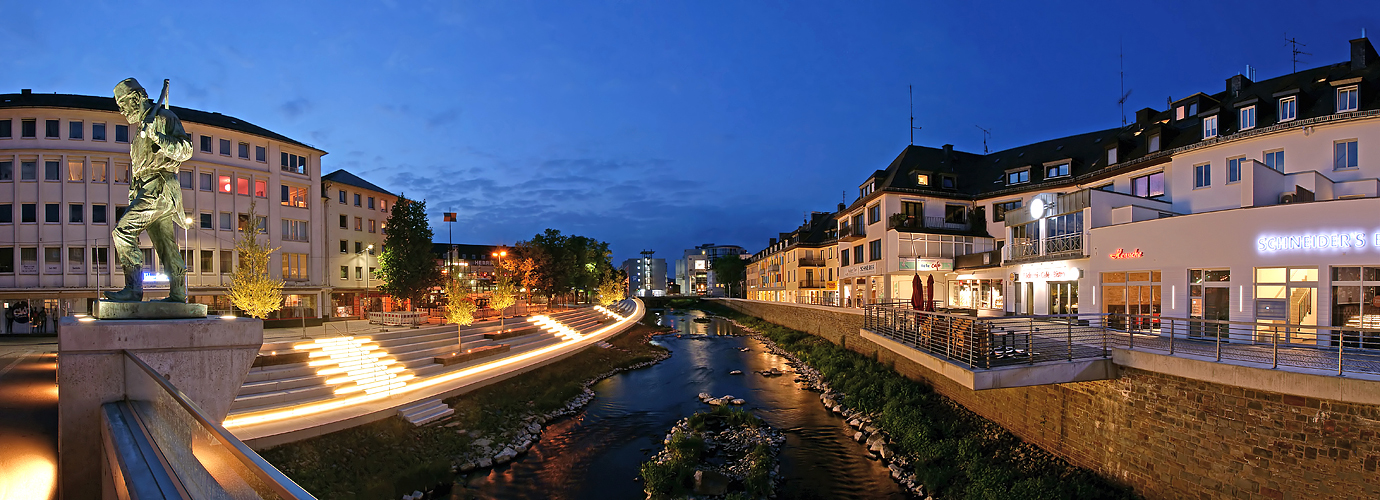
717, 299, 1380, 500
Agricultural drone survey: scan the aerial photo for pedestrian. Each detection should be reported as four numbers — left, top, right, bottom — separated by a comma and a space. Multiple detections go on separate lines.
3, 305, 11, 334
33, 307, 47, 334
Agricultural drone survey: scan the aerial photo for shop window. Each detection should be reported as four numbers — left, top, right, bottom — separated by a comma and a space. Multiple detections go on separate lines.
949, 278, 1004, 310
1103, 271, 1162, 331
1254, 266, 1318, 345
1329, 266, 1380, 349
1188, 269, 1230, 338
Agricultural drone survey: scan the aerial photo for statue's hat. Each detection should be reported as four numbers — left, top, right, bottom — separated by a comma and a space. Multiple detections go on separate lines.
114, 78, 146, 98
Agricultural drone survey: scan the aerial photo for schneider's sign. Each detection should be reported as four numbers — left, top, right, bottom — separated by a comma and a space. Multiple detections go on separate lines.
839, 263, 877, 278
1257, 231, 1380, 253
899, 259, 954, 271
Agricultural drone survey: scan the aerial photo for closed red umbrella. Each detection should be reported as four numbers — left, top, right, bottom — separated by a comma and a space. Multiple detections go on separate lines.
910, 273, 923, 310
926, 274, 936, 312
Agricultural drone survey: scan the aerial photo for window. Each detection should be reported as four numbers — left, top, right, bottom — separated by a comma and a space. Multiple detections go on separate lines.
44, 203, 59, 223
281, 153, 307, 174
356, 267, 363, 280
355, 217, 363, 231
1264, 150, 1284, 171
219, 212, 232, 230
254, 179, 267, 198
1132, 172, 1165, 198
1279, 97, 1297, 121
63, 160, 81, 181
340, 266, 349, 279
355, 241, 363, 254
200, 250, 214, 274
21, 119, 36, 138
1335, 140, 1359, 170
20, 248, 37, 274
219, 138, 231, 156
1046, 162, 1070, 178
0, 119, 9, 138
853, 245, 864, 265
44, 247, 60, 273
339, 215, 347, 228
21, 161, 35, 180
850, 213, 865, 236
92, 123, 106, 141
868, 240, 882, 261
178, 171, 192, 189
354, 193, 362, 206
93, 204, 107, 224
69, 121, 83, 140
941, 176, 956, 189
859, 183, 874, 198
867, 205, 880, 224
92, 247, 108, 271
218, 175, 232, 193
44, 161, 60, 181
199, 212, 212, 229
367, 197, 375, 209
916, 174, 929, 186
199, 172, 212, 191
380, 199, 388, 211
840, 248, 849, 266
45, 119, 59, 138
116, 205, 127, 221
21, 204, 36, 223
340, 240, 348, 253
220, 250, 233, 274
368, 219, 376, 233
0, 204, 10, 223
238, 142, 249, 159
1148, 133, 1160, 152
944, 204, 967, 224
993, 200, 1022, 222
0, 248, 11, 273
68, 247, 84, 272
200, 135, 212, 153
282, 220, 309, 241
338, 190, 347, 204
255, 146, 266, 162
1202, 115, 1218, 139
1194, 163, 1211, 188
115, 124, 129, 143
281, 185, 308, 208
69, 204, 83, 223
1228, 157, 1245, 183
114, 163, 129, 183
0, 161, 9, 181
1107, 147, 1118, 165
91, 161, 106, 182
1239, 105, 1256, 130
1007, 169, 1029, 184
237, 177, 250, 196
1338, 86, 1359, 113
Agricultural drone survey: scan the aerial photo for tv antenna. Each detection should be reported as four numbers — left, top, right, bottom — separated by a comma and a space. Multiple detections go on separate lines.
1285, 35, 1310, 73
1118, 43, 1133, 127
975, 125, 991, 154
909, 85, 922, 145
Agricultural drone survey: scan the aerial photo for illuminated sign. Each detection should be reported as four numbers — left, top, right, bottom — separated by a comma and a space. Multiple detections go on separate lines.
694, 260, 706, 270
825, 281, 837, 289
1109, 248, 1143, 260
142, 272, 169, 282
1257, 231, 1376, 253
1018, 263, 1076, 281
899, 259, 954, 271
839, 263, 877, 279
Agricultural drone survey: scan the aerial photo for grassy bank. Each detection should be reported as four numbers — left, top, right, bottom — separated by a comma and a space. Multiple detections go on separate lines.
259, 321, 669, 499
698, 301, 1135, 500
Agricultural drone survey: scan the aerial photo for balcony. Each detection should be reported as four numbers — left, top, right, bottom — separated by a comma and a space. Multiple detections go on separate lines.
798, 257, 826, 267
768, 263, 781, 273
839, 223, 866, 242
1005, 233, 1084, 263
798, 279, 827, 289
1043, 233, 1084, 258
888, 214, 972, 233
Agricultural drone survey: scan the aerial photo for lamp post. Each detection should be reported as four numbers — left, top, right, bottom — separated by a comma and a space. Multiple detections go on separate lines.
491, 248, 506, 324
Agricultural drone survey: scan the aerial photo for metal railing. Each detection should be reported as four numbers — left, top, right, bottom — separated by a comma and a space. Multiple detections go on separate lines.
797, 257, 826, 267
798, 279, 827, 289
1043, 233, 1084, 256
121, 351, 316, 499
839, 223, 865, 240
1008, 241, 1038, 259
888, 215, 972, 232
863, 304, 1380, 376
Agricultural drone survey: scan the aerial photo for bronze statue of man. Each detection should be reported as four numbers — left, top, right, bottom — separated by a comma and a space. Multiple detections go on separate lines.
105, 78, 194, 303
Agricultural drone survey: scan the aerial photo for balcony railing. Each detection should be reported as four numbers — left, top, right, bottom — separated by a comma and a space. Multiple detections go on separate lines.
798, 279, 827, 289
887, 214, 972, 233
1009, 240, 1039, 259
1043, 233, 1084, 257
798, 257, 826, 267
767, 264, 781, 272
863, 304, 1380, 377
839, 223, 866, 241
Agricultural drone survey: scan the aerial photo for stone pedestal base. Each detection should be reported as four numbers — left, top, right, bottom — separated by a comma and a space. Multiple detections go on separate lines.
57, 316, 262, 500
94, 300, 208, 319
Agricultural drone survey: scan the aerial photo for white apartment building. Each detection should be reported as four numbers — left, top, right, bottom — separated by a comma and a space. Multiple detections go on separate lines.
676, 243, 747, 297
0, 90, 326, 331
322, 169, 395, 318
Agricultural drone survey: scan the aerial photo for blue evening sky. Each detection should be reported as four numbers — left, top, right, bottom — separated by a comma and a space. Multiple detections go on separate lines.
2, 1, 1373, 263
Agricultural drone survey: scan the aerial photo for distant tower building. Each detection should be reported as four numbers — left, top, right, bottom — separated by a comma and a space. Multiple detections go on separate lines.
676, 243, 747, 297
622, 250, 666, 298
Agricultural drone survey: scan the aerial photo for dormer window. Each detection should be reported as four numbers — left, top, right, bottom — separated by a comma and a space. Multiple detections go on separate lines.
859, 182, 875, 198
1045, 161, 1070, 178
1337, 86, 1359, 113
1006, 169, 1029, 185
1239, 105, 1256, 130
916, 174, 930, 186
1148, 133, 1160, 152
1176, 105, 1185, 120
1202, 115, 1218, 139
941, 175, 956, 189
1106, 146, 1118, 165
1279, 96, 1297, 121
1177, 102, 1198, 120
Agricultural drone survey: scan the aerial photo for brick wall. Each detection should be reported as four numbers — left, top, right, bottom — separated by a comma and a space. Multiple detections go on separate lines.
719, 299, 1380, 500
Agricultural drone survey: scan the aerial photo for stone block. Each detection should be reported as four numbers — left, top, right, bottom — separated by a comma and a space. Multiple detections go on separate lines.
94, 300, 209, 319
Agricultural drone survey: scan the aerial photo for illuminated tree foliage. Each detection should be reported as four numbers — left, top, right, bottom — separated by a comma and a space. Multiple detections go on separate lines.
517, 229, 615, 303
490, 273, 518, 318
228, 202, 284, 319
377, 195, 440, 311
597, 268, 627, 306
443, 270, 478, 326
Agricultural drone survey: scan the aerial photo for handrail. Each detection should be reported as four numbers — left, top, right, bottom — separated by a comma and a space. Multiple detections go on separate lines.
123, 351, 317, 500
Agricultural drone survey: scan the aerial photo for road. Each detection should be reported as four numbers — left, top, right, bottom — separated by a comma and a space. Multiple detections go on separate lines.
0, 336, 58, 500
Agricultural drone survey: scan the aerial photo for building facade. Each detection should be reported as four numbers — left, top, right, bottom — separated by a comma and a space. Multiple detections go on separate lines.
676, 243, 747, 296
322, 169, 395, 318
622, 254, 667, 297
0, 90, 327, 331
746, 211, 840, 305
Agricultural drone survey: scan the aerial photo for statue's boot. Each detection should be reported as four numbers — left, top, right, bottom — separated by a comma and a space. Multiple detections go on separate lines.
158, 274, 187, 303
104, 266, 144, 302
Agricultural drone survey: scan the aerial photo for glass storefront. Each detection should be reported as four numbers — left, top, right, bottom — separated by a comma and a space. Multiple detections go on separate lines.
948, 279, 1003, 310
1255, 267, 1318, 344
1189, 269, 1229, 338
1329, 266, 1380, 349
1103, 271, 1161, 330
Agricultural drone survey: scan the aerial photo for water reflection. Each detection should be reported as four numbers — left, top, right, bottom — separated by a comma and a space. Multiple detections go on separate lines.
456, 310, 905, 499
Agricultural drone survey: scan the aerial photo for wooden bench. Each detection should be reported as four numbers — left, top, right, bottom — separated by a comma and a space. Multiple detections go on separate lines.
433, 344, 511, 366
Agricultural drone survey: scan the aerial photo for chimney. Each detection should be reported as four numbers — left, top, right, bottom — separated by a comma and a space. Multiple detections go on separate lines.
1351, 37, 1379, 70
837, 202, 846, 212
1135, 107, 1157, 124
769, 238, 777, 246
21, 89, 31, 95
1226, 74, 1252, 97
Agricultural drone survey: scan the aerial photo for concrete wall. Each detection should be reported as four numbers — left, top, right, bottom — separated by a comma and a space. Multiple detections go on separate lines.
717, 299, 1380, 500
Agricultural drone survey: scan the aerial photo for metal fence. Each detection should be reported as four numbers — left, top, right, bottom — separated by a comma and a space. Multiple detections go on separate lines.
863, 304, 1380, 376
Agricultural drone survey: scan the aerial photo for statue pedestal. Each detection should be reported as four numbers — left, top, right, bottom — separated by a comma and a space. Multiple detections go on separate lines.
94, 300, 208, 319
57, 316, 262, 499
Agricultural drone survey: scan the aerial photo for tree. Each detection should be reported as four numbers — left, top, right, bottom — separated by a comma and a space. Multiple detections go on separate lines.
376, 195, 440, 311
443, 269, 478, 327
489, 273, 518, 324
711, 255, 749, 298
228, 201, 284, 319
596, 268, 627, 306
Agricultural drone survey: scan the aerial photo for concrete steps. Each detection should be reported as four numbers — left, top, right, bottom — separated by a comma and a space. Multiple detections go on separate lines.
398, 398, 453, 426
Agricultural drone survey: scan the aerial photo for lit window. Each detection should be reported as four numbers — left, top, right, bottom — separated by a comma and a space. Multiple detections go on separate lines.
254, 179, 267, 198
219, 175, 232, 193
1239, 105, 1256, 130
916, 174, 929, 186
1337, 86, 1359, 113
1176, 106, 1186, 120
1279, 97, 1297, 121
1202, 115, 1218, 139
1194, 163, 1211, 188
1334, 140, 1359, 170
237, 177, 250, 196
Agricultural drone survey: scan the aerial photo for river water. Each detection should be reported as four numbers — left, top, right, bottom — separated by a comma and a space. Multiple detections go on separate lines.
454, 309, 906, 499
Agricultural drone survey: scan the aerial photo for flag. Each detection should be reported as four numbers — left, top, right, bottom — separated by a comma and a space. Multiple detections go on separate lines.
443, 212, 457, 222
